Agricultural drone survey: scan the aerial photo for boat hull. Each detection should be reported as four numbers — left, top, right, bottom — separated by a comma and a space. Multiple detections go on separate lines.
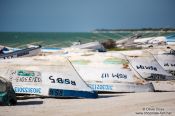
0, 56, 98, 98
88, 82, 154, 93
0, 46, 41, 60
151, 81, 175, 91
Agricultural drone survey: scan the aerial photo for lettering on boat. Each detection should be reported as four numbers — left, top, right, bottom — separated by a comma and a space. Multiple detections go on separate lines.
49, 89, 63, 96
164, 63, 175, 67
88, 84, 113, 91
101, 73, 127, 79
168, 70, 175, 76
49, 76, 76, 86
9, 70, 42, 83
14, 87, 41, 94
146, 74, 166, 81
136, 65, 157, 71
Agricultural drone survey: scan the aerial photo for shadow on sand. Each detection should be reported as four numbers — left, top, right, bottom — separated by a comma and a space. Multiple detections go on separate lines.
17, 100, 43, 106
98, 93, 125, 98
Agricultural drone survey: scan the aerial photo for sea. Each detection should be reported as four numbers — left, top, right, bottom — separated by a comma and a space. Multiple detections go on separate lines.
0, 32, 174, 48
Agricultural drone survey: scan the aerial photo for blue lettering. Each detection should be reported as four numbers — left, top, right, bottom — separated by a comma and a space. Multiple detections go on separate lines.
14, 87, 41, 94
49, 89, 63, 96
88, 84, 112, 91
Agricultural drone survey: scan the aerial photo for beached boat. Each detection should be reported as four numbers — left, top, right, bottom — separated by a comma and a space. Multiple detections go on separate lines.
0, 76, 17, 106
27, 44, 62, 53
134, 36, 166, 44
71, 41, 106, 52
0, 45, 41, 60
0, 55, 97, 98
68, 52, 154, 92
133, 34, 175, 45
146, 48, 175, 76
41, 47, 62, 53
166, 34, 175, 45
0, 45, 20, 54
116, 49, 175, 91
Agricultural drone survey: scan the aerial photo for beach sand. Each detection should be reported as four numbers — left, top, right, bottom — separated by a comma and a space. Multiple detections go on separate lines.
0, 92, 175, 116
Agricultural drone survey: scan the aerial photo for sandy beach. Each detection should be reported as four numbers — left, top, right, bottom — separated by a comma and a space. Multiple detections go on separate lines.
0, 92, 174, 116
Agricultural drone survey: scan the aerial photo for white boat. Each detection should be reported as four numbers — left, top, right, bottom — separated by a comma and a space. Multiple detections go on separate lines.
0, 46, 20, 54
133, 34, 175, 45
134, 36, 166, 44
68, 52, 154, 92
115, 49, 175, 91
41, 47, 62, 53
26, 45, 62, 53
0, 55, 98, 98
147, 49, 175, 76
71, 41, 106, 52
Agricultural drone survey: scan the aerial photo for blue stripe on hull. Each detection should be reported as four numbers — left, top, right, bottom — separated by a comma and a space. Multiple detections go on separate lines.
49, 88, 98, 98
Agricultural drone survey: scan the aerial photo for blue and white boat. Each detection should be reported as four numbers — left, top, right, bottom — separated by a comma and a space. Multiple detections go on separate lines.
0, 46, 41, 60
166, 34, 175, 45
0, 55, 98, 98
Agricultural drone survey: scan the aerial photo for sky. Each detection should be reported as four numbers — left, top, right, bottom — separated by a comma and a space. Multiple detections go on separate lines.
0, 0, 175, 32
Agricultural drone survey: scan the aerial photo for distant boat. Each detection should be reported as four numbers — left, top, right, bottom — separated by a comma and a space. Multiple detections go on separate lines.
133, 34, 175, 45
71, 41, 106, 52
134, 36, 166, 44
41, 47, 62, 53
166, 34, 175, 45
27, 44, 62, 53
0, 45, 20, 54
0, 45, 41, 60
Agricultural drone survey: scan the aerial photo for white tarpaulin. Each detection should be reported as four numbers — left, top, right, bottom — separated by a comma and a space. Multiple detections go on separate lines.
0, 55, 97, 98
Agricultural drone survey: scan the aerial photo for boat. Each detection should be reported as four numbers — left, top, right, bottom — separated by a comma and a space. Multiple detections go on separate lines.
0, 45, 41, 60
0, 55, 97, 98
68, 52, 154, 92
147, 48, 175, 76
134, 36, 166, 44
116, 49, 175, 91
41, 47, 62, 53
133, 34, 175, 45
0, 45, 20, 54
27, 44, 62, 53
166, 34, 175, 45
0, 76, 17, 106
71, 41, 106, 52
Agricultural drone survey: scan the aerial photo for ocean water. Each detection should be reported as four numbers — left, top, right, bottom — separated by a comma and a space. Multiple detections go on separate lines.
0, 32, 173, 48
